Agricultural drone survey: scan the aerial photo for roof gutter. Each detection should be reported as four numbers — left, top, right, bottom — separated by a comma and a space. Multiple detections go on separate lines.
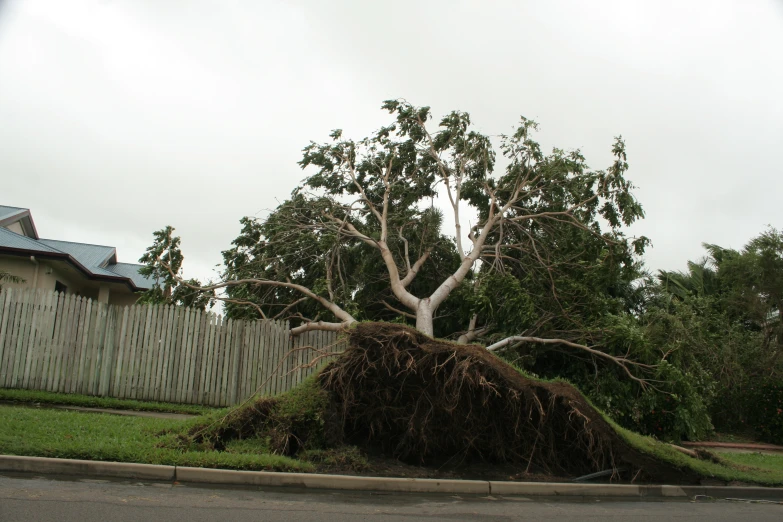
1, 247, 142, 292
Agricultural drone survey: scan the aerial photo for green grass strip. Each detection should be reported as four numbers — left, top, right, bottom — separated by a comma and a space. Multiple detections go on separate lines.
0, 405, 311, 472
716, 452, 783, 474
0, 388, 219, 416
612, 422, 783, 486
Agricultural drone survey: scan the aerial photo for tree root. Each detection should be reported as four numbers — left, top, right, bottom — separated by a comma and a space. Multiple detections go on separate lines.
319, 322, 703, 482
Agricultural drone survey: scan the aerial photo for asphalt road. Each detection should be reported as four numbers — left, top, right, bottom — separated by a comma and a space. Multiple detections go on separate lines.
1, 473, 781, 521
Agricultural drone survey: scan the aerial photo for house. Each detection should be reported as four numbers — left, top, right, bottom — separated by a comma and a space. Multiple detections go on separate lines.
0, 205, 155, 306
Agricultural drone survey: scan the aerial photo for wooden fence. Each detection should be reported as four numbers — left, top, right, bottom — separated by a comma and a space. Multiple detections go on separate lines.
0, 288, 343, 406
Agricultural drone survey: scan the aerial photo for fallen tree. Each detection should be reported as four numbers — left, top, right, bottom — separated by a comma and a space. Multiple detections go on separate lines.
148, 99, 652, 386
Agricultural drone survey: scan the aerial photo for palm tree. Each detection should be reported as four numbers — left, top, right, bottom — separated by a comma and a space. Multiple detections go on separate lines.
657, 254, 721, 300
0, 270, 24, 290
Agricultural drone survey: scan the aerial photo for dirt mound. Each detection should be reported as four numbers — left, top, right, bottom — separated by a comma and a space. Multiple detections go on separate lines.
319, 322, 701, 482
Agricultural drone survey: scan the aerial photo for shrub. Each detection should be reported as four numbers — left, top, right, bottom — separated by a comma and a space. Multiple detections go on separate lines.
746, 378, 783, 445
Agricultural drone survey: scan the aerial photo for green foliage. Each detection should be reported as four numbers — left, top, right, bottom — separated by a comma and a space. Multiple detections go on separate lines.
138, 226, 214, 311
466, 273, 537, 333
219, 100, 647, 341
220, 180, 463, 334
499, 311, 716, 442
148, 98, 781, 449
745, 379, 783, 444
642, 229, 783, 440
584, 361, 714, 442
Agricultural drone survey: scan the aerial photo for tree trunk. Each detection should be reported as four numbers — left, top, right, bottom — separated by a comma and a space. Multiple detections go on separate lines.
415, 299, 434, 337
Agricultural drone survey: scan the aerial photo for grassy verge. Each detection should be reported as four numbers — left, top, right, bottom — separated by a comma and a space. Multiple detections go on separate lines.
0, 388, 218, 416
612, 422, 783, 486
0, 405, 311, 472
717, 452, 783, 474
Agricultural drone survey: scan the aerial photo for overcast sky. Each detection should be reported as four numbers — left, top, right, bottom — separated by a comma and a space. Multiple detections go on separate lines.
1, 0, 781, 284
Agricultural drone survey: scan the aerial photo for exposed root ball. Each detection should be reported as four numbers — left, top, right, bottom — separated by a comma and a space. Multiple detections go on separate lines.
320, 322, 698, 481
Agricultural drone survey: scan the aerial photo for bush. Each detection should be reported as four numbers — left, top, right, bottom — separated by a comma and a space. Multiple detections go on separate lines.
746, 378, 783, 445
583, 361, 714, 442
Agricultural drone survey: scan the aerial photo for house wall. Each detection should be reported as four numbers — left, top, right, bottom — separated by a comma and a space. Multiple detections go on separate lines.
109, 291, 141, 307
0, 255, 143, 305
36, 261, 90, 296
0, 256, 83, 293
0, 255, 38, 290
4, 222, 25, 235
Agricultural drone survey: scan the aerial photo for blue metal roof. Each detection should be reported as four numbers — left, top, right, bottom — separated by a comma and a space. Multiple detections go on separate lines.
0, 227, 62, 254
38, 239, 116, 270
106, 263, 155, 290
0, 205, 27, 222
1, 224, 155, 291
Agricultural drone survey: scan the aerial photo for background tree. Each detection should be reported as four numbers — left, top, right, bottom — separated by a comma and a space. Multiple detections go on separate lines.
138, 226, 213, 311
639, 228, 783, 441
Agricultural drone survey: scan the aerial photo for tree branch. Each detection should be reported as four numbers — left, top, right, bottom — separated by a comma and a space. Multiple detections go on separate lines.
382, 300, 417, 319
457, 315, 491, 344
291, 320, 347, 335
486, 336, 655, 388
272, 296, 308, 320
400, 250, 431, 288
158, 258, 357, 330
209, 295, 267, 319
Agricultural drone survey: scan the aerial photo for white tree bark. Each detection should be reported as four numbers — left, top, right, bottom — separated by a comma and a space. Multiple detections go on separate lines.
415, 299, 434, 337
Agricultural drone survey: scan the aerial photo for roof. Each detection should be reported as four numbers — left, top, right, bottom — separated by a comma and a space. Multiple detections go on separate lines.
0, 205, 38, 238
0, 205, 27, 222
106, 262, 156, 289
0, 210, 154, 291
38, 239, 117, 274
0, 227, 62, 254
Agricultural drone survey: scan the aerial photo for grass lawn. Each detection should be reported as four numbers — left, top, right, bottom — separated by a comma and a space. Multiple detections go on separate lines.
0, 388, 218, 416
717, 452, 783, 474
612, 423, 783, 486
0, 405, 312, 472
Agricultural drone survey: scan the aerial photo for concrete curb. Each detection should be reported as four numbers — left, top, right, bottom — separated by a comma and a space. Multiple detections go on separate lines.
0, 455, 175, 481
176, 466, 489, 494
2, 455, 783, 499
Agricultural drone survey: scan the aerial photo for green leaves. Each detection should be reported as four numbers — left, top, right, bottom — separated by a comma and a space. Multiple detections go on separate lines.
224, 99, 651, 342
138, 226, 213, 311
0, 270, 24, 288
